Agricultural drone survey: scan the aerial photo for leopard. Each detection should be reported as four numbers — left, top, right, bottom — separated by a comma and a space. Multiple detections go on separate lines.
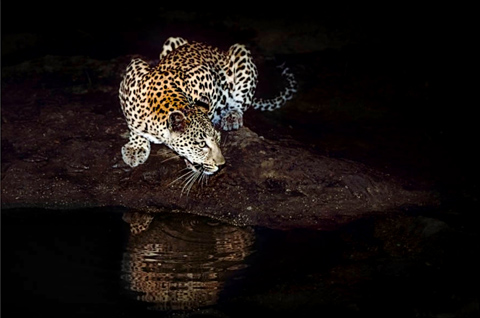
119, 36, 296, 180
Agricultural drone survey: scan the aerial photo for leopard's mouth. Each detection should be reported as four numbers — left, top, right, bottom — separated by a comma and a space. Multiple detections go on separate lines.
184, 159, 217, 175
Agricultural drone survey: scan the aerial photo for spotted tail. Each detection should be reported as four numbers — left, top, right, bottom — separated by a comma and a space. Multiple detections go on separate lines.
252, 65, 297, 111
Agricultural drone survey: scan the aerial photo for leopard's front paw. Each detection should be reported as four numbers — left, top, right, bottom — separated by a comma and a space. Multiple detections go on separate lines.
121, 142, 151, 167
221, 110, 243, 131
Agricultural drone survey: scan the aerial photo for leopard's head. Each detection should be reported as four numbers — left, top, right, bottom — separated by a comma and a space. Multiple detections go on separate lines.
166, 106, 225, 175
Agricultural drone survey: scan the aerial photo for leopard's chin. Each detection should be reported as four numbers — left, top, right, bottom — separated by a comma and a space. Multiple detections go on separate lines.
202, 168, 217, 176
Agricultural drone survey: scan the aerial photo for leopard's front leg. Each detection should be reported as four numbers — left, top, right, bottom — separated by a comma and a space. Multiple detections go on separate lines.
121, 132, 151, 167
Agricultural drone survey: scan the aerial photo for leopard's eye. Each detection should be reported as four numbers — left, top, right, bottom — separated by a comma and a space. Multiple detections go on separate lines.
197, 141, 207, 148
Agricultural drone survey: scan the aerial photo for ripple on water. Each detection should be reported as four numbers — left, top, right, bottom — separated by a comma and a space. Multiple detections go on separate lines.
121, 212, 255, 311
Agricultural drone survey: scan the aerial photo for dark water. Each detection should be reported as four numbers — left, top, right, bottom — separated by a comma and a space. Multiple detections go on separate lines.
2, 207, 478, 317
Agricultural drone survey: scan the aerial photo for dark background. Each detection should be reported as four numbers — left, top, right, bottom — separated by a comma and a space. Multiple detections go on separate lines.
2, 2, 446, 61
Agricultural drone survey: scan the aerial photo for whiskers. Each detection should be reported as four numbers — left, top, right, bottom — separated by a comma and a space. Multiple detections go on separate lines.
221, 132, 229, 148
168, 164, 209, 196
160, 153, 182, 164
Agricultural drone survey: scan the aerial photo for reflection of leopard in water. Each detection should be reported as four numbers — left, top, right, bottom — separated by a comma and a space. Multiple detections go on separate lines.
121, 212, 254, 311
122, 211, 155, 235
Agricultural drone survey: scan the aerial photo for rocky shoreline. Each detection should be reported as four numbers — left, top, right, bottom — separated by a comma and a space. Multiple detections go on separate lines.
1, 55, 439, 230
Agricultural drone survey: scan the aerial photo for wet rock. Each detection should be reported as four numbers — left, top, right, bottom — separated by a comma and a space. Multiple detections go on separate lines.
1, 55, 439, 230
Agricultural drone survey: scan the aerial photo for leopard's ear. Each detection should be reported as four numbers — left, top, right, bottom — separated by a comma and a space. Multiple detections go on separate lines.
195, 96, 210, 113
168, 111, 188, 133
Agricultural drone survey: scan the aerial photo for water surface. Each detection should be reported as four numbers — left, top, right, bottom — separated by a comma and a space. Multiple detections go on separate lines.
2, 207, 477, 317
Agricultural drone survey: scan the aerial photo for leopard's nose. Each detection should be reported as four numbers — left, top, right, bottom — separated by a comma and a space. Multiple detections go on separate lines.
215, 153, 225, 166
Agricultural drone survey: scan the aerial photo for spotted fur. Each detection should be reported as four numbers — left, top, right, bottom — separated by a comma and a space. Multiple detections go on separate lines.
119, 37, 296, 176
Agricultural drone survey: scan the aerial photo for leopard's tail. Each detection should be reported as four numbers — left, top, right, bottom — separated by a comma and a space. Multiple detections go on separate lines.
252, 65, 297, 111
